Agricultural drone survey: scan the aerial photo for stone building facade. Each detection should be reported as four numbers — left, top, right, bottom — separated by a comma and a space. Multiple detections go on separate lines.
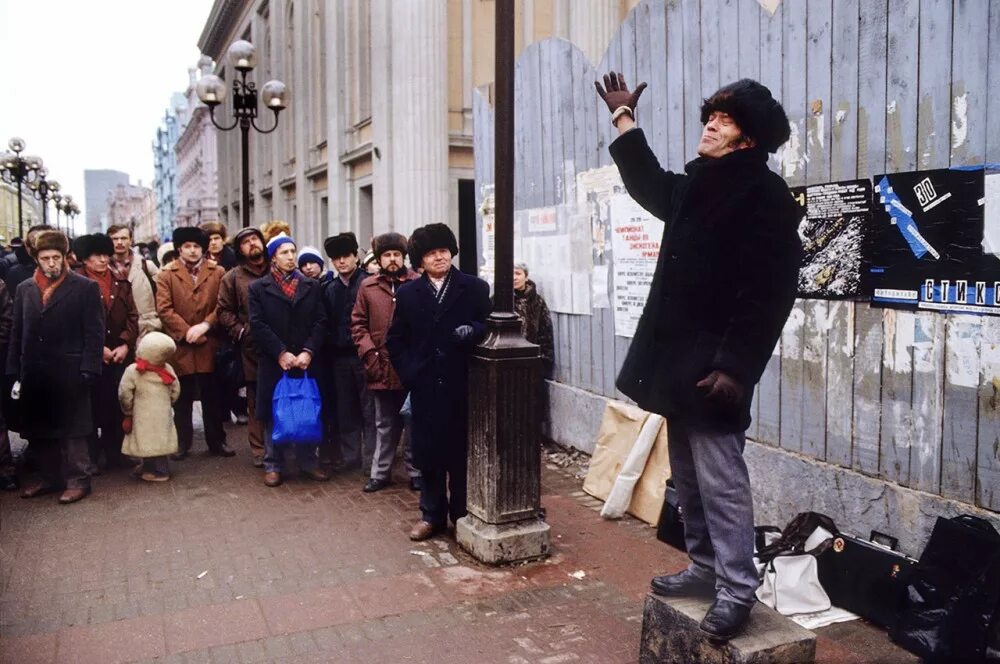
0, 181, 43, 243
174, 57, 220, 230
106, 182, 157, 242
152, 93, 187, 242
84, 169, 129, 233
197, 0, 638, 257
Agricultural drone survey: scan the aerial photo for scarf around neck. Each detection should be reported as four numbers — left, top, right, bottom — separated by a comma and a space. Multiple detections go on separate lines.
182, 256, 205, 283
110, 253, 132, 280
271, 265, 301, 299
34, 267, 68, 307
136, 358, 175, 384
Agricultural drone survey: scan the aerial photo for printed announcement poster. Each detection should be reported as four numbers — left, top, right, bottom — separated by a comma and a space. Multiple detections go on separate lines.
609, 194, 664, 337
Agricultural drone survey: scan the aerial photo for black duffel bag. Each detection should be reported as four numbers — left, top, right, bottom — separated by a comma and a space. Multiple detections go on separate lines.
890, 514, 1000, 662
655, 479, 685, 551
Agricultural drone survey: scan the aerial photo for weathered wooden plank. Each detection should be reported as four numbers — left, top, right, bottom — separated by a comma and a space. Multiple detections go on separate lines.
830, 0, 859, 182
857, 0, 887, 180
801, 301, 829, 459
950, 0, 989, 165
885, 0, 919, 175
780, 303, 805, 452
910, 313, 945, 494
699, 0, 720, 97
664, 0, 686, 171
976, 317, 1000, 511
852, 304, 883, 476
619, 4, 638, 105
805, 0, 832, 186
718, 0, 739, 85
987, 1, 1000, 163
917, 0, 952, 170
826, 301, 855, 468
780, 0, 807, 183
642, 0, 669, 163
602, 307, 617, 398
680, 0, 703, 158
737, 0, 760, 81
941, 316, 982, 502
514, 56, 528, 208
880, 309, 915, 484
538, 44, 556, 207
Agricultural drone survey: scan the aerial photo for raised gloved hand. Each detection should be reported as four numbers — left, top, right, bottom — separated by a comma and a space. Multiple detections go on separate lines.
452, 325, 475, 343
696, 370, 745, 406
594, 71, 647, 116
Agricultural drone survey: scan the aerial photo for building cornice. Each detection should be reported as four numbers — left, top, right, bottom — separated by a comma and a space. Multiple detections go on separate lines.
198, 0, 246, 60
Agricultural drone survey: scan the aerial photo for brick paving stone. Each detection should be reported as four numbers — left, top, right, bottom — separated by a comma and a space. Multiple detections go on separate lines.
55, 614, 165, 664
162, 598, 268, 654
0, 631, 57, 664
259, 584, 363, 634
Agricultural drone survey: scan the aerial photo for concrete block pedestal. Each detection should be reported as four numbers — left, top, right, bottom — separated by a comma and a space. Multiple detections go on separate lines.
456, 513, 550, 564
639, 594, 816, 664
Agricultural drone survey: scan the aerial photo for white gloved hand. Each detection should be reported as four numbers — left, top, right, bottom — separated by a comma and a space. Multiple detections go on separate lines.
11, 381, 21, 400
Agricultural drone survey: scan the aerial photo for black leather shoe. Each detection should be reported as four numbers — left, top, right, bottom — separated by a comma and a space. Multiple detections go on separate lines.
209, 445, 236, 458
650, 570, 716, 598
409, 477, 422, 491
363, 478, 391, 493
699, 598, 752, 641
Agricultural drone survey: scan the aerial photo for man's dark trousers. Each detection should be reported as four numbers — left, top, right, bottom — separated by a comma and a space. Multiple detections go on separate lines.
667, 419, 759, 606
419, 455, 467, 528
174, 373, 227, 453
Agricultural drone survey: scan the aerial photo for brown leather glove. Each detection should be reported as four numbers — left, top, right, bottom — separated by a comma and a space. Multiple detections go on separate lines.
122, 417, 133, 434
594, 71, 648, 115
696, 370, 745, 406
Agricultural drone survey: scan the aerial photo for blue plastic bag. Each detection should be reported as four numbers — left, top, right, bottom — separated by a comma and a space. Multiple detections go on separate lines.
271, 372, 323, 445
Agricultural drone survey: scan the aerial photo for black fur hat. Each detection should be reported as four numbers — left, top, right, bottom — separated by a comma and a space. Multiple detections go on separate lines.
172, 226, 209, 252
324, 232, 359, 259
408, 223, 458, 267
700, 79, 790, 153
372, 232, 408, 259
74, 234, 115, 261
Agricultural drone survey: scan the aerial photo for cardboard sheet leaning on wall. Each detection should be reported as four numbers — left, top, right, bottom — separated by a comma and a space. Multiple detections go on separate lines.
583, 401, 671, 526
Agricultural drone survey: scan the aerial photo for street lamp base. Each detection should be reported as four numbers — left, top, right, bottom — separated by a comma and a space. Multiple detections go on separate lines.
456, 512, 551, 565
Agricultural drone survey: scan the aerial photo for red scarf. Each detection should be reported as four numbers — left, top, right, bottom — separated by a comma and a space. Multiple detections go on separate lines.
271, 266, 300, 299
84, 267, 113, 310
136, 358, 175, 384
110, 253, 132, 280
34, 267, 68, 307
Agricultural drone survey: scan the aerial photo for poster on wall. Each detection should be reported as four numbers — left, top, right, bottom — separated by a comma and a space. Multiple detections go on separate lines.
868, 167, 1000, 316
609, 193, 664, 337
794, 179, 873, 299
513, 206, 592, 316
479, 186, 496, 289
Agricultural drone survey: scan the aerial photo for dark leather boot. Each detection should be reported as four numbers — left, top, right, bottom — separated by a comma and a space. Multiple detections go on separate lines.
699, 598, 752, 641
650, 570, 716, 597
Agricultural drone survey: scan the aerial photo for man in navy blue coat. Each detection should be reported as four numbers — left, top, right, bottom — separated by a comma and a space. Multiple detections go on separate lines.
387, 224, 490, 541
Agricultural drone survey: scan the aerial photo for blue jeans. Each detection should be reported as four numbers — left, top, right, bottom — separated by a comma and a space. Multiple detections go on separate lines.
263, 424, 318, 474
667, 420, 759, 606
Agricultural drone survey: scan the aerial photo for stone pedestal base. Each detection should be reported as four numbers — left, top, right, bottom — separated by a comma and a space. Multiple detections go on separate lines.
639, 594, 816, 664
456, 513, 551, 565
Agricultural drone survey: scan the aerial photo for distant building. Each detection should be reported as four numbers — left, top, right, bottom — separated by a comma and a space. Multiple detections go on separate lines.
84, 169, 129, 233
152, 93, 187, 241
106, 182, 157, 242
174, 57, 220, 229
0, 180, 43, 243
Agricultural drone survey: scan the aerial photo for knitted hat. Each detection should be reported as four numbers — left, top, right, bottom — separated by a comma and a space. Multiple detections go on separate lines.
372, 232, 408, 259
232, 227, 266, 260
199, 221, 228, 240
324, 232, 359, 259
361, 250, 377, 269
172, 226, 209, 252
700, 79, 790, 153
32, 230, 70, 256
73, 234, 115, 261
297, 245, 324, 268
407, 223, 458, 267
267, 232, 296, 258
157, 242, 175, 265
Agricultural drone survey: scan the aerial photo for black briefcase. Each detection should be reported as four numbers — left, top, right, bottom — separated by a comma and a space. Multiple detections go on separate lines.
816, 530, 916, 628
656, 479, 686, 551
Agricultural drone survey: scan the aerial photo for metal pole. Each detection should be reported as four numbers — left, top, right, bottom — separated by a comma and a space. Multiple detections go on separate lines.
16, 176, 23, 237
241, 120, 251, 229
492, 0, 515, 315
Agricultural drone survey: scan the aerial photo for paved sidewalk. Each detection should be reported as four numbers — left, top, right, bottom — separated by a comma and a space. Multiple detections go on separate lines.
1, 423, 916, 663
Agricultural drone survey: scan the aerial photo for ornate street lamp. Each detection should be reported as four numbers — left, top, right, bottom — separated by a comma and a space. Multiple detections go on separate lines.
0, 137, 44, 237
55, 194, 76, 234
64, 198, 80, 235
28, 171, 59, 225
196, 40, 288, 228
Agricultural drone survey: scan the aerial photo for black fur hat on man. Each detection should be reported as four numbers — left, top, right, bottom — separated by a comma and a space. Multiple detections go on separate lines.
74, 234, 115, 261
324, 232, 359, 259
700, 79, 790, 153
372, 232, 408, 259
32, 230, 70, 256
407, 223, 459, 267
172, 226, 210, 252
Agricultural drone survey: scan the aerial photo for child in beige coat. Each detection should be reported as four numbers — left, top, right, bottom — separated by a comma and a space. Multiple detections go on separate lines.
119, 332, 181, 481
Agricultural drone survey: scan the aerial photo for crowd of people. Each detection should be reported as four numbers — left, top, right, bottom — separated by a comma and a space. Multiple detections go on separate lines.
0, 219, 553, 542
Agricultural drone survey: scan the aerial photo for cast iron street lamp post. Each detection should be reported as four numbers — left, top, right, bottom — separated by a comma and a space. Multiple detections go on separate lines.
28, 172, 59, 226
195, 40, 288, 229
456, 0, 551, 564
0, 137, 44, 237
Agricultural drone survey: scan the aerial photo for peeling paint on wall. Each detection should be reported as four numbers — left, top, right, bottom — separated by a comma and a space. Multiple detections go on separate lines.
777, 121, 806, 179
951, 92, 969, 151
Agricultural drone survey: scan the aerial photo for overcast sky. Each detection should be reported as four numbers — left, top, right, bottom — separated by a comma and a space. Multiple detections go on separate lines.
0, 0, 213, 232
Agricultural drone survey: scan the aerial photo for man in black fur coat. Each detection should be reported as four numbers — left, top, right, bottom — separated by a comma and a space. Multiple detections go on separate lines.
595, 74, 803, 640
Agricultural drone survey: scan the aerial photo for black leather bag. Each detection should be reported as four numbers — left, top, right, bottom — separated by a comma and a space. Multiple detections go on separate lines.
816, 530, 916, 628
655, 479, 685, 551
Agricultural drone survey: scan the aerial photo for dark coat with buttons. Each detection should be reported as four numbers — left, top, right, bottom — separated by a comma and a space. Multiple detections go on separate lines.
386, 267, 491, 470
323, 268, 366, 357
248, 272, 327, 422
351, 269, 419, 390
6, 271, 105, 439
76, 268, 139, 362
609, 129, 802, 432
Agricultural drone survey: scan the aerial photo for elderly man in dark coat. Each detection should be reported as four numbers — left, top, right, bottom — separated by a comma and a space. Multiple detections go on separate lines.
74, 234, 139, 471
6, 230, 105, 504
386, 223, 490, 541
595, 74, 802, 640
249, 233, 330, 487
